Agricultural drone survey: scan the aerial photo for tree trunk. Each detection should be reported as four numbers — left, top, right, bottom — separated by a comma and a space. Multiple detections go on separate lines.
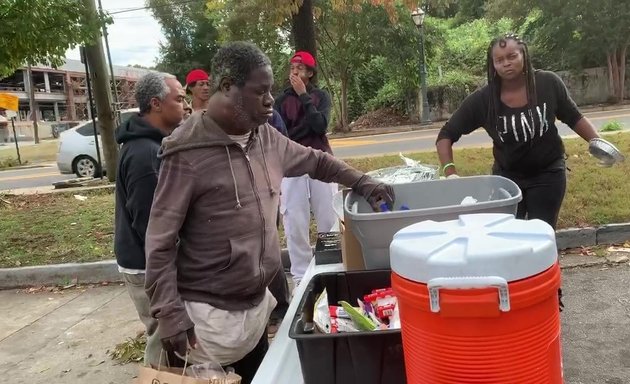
619, 45, 627, 101
607, 53, 615, 98
611, 50, 621, 101
340, 73, 349, 132
291, 0, 316, 56
26, 66, 40, 144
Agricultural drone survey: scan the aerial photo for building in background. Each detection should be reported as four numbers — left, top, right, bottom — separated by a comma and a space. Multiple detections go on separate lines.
0, 59, 154, 123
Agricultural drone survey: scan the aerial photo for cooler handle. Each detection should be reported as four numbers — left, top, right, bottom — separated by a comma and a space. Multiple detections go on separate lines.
427, 276, 510, 313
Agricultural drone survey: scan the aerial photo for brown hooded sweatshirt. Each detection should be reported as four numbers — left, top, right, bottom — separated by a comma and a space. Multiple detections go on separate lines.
145, 111, 380, 339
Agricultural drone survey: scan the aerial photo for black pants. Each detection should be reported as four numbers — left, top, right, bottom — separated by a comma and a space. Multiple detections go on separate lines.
224, 333, 269, 384
495, 162, 567, 230
269, 208, 290, 320
495, 161, 566, 311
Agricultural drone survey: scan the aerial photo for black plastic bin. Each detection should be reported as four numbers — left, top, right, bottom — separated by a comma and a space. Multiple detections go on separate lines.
289, 270, 406, 384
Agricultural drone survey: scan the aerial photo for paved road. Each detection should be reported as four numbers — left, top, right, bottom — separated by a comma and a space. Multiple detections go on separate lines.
332, 107, 630, 158
0, 165, 74, 192
1, 108, 629, 191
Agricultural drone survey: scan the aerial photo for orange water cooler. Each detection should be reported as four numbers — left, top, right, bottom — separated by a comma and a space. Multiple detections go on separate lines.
390, 213, 563, 384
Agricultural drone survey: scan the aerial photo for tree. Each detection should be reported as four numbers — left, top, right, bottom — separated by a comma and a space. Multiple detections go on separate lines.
205, 0, 427, 131
0, 0, 104, 78
148, 0, 220, 82
316, 2, 423, 130
292, 0, 317, 55
572, 0, 629, 102
488, 0, 629, 102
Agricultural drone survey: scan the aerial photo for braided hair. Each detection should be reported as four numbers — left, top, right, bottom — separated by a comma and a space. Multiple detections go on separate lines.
486, 33, 537, 137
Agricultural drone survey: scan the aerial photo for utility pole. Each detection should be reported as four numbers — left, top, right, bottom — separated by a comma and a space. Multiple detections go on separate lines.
81, 47, 103, 179
25, 66, 40, 143
97, 0, 120, 126
81, 0, 118, 181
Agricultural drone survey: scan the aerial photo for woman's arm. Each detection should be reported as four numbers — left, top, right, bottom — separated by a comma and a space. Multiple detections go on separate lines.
572, 117, 600, 142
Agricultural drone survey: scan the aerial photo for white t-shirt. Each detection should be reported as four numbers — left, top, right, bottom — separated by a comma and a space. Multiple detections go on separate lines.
185, 289, 277, 365
227, 133, 251, 148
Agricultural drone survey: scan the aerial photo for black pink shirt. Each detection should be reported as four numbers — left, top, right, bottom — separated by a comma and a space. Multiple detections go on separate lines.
437, 70, 583, 174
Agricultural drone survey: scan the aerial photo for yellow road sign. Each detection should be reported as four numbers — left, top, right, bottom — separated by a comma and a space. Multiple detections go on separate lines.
0, 93, 19, 111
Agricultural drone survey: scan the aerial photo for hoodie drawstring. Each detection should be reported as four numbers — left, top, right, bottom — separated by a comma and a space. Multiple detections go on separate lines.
259, 140, 276, 196
225, 147, 242, 209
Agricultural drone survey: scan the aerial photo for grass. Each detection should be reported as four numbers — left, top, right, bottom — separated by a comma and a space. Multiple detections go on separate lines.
0, 132, 628, 268
0, 139, 58, 168
600, 120, 623, 132
0, 188, 115, 268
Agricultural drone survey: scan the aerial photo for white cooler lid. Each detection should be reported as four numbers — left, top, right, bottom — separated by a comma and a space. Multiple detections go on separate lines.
390, 213, 557, 283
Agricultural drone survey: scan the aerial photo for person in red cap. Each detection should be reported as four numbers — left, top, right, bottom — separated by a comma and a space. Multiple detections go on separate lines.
185, 69, 211, 112
274, 51, 336, 285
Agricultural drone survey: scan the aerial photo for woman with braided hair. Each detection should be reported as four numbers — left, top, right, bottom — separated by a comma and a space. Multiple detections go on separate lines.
436, 33, 603, 229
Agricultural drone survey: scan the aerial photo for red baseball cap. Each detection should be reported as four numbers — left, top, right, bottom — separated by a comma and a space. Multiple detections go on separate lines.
185, 69, 209, 85
290, 51, 316, 69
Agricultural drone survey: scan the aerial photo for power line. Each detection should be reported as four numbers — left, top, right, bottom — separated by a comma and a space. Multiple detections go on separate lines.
111, 15, 157, 20
107, 0, 204, 15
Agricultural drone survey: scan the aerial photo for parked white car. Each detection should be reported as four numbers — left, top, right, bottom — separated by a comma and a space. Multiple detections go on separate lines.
56, 109, 138, 177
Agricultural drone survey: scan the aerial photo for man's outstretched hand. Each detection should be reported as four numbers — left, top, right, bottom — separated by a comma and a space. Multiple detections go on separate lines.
366, 183, 395, 212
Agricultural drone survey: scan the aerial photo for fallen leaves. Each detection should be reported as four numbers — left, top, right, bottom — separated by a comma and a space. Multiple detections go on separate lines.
108, 333, 147, 365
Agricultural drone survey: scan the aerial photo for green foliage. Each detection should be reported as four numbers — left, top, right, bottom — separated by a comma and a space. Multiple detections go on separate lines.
148, 0, 220, 82
357, 15, 513, 117
207, 2, 292, 93
600, 120, 623, 132
0, 0, 105, 78
156, 0, 628, 128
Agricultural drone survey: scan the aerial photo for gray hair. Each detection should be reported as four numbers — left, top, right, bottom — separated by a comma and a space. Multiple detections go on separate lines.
135, 72, 176, 113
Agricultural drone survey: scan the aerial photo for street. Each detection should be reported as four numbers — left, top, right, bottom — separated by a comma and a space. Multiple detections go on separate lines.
333, 107, 630, 158
0, 107, 629, 191
0, 165, 74, 191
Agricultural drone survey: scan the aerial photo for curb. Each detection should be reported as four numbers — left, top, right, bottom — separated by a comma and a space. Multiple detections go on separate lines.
557, 223, 630, 250
0, 248, 294, 290
1, 183, 114, 196
0, 223, 628, 289
0, 260, 121, 289
2, 247, 624, 290
0, 164, 49, 172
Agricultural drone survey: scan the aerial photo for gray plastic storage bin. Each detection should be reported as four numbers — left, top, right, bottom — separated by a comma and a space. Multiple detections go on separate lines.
344, 175, 522, 269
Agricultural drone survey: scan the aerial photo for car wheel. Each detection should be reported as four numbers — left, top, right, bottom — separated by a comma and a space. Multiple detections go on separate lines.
73, 156, 99, 178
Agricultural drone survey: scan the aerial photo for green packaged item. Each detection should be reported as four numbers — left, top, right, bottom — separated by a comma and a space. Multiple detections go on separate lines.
338, 300, 377, 331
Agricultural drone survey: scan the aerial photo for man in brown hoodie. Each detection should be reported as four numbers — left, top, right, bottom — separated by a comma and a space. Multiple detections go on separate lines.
145, 42, 393, 383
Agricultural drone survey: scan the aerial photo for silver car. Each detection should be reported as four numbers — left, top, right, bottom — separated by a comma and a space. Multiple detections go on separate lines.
56, 109, 137, 177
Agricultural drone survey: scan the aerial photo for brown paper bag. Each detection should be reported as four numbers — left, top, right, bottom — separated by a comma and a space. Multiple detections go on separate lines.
136, 365, 242, 384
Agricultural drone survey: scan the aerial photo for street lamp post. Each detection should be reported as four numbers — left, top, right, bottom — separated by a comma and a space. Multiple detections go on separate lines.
411, 7, 431, 125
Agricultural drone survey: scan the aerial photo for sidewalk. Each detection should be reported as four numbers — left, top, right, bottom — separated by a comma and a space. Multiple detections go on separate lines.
0, 283, 138, 383
1, 254, 629, 383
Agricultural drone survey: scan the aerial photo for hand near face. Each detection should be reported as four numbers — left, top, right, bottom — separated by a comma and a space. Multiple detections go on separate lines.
289, 74, 307, 95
